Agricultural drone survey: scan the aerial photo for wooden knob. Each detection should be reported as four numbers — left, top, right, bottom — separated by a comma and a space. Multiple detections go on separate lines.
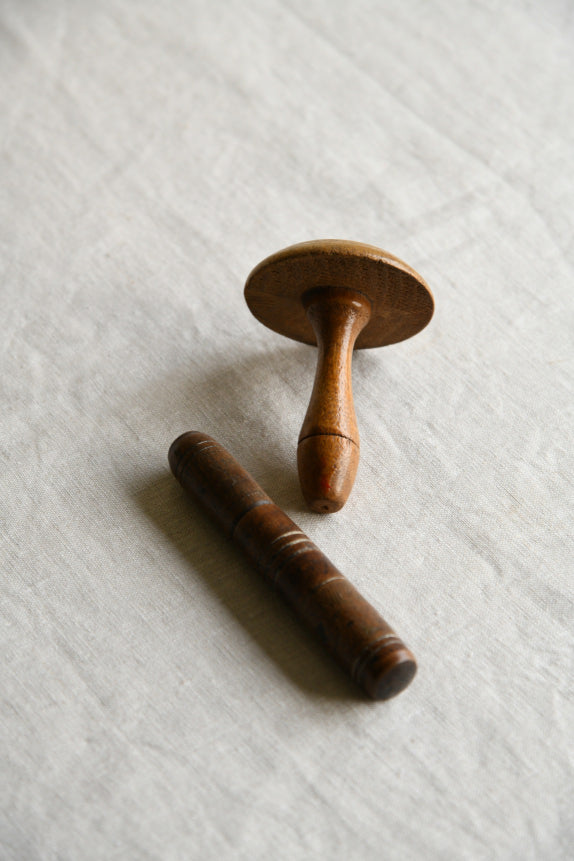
244, 240, 434, 513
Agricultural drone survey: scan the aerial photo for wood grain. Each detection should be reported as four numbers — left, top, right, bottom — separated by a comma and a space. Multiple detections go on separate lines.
244, 239, 434, 512
169, 431, 417, 701
297, 286, 371, 512
244, 239, 433, 349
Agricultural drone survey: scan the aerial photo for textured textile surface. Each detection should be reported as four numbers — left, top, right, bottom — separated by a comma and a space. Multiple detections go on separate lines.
1, 1, 573, 859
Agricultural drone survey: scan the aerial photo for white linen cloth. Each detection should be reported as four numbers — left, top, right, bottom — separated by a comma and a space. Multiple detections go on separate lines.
1, 1, 573, 858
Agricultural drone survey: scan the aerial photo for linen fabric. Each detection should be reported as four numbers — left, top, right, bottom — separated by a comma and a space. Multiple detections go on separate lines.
1, 1, 573, 858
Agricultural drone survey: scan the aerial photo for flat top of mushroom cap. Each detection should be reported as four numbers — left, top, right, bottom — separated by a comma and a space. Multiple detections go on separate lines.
244, 239, 434, 349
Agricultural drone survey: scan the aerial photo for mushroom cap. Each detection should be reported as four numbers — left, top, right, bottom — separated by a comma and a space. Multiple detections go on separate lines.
244, 239, 434, 349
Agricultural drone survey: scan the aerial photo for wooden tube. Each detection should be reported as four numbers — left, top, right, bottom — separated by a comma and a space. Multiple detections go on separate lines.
169, 431, 416, 701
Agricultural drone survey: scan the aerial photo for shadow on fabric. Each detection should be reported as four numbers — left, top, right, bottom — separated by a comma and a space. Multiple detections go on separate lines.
132, 468, 367, 703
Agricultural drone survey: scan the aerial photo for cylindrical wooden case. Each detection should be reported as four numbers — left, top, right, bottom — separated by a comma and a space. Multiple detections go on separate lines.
169, 431, 416, 700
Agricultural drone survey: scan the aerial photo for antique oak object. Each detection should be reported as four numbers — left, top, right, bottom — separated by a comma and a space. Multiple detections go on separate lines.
244, 240, 434, 512
169, 430, 417, 701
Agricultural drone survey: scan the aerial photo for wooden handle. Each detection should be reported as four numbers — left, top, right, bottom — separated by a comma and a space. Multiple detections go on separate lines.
297, 287, 371, 513
169, 431, 416, 701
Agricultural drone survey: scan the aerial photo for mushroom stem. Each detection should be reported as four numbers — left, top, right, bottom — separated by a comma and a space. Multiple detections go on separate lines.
297, 286, 372, 513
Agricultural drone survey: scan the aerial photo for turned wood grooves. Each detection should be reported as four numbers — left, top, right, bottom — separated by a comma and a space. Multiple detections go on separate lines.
169, 430, 417, 701
244, 239, 434, 513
